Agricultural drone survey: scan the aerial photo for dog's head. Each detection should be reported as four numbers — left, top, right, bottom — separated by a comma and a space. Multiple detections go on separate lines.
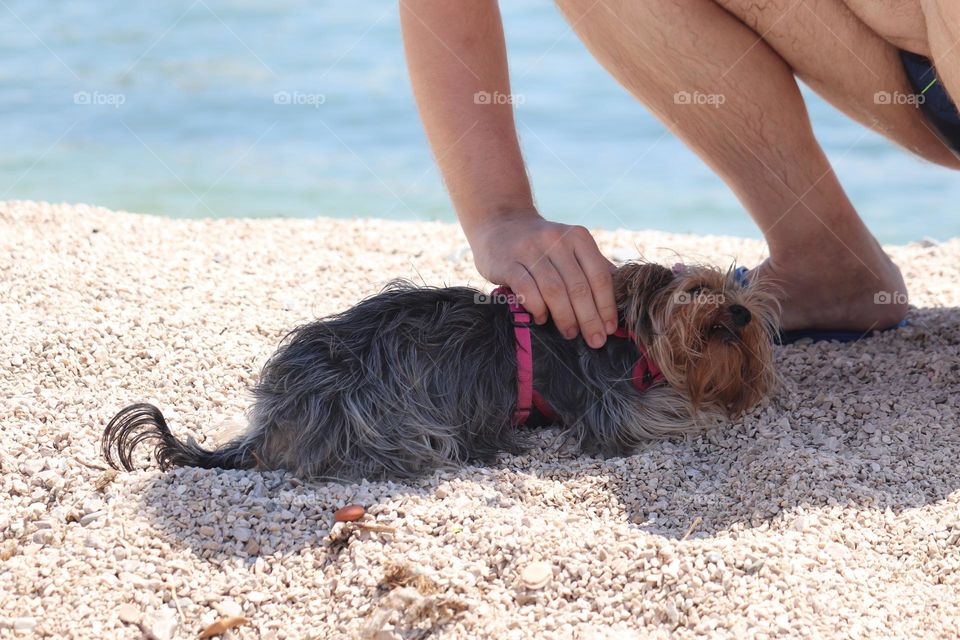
614, 262, 779, 416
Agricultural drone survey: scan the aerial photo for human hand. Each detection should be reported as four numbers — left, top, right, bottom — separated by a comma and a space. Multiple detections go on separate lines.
469, 210, 618, 348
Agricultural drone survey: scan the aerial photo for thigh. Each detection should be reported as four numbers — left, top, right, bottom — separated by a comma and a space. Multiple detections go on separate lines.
715, 0, 960, 169
842, 0, 929, 55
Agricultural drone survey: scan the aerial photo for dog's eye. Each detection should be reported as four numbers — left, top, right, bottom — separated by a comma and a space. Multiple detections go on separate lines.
686, 285, 705, 295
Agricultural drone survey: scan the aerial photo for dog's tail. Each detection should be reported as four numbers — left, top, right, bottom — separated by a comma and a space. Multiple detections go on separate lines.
102, 403, 255, 472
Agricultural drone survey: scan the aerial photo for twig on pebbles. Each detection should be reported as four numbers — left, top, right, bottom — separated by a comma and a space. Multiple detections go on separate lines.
680, 516, 702, 541
356, 523, 397, 534
170, 584, 186, 631
77, 458, 110, 471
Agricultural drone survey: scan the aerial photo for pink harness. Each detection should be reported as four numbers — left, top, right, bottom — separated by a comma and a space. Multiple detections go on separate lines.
493, 286, 664, 427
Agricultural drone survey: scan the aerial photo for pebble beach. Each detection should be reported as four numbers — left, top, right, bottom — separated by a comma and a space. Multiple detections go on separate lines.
2, 200, 960, 639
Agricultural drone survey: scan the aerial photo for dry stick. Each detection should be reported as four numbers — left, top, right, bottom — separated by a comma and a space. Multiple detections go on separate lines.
77, 458, 110, 471
118, 519, 135, 550
170, 584, 187, 631
680, 516, 703, 542
356, 523, 398, 534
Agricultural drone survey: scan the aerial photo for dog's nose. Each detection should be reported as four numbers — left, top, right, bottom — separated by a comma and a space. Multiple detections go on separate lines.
729, 304, 752, 327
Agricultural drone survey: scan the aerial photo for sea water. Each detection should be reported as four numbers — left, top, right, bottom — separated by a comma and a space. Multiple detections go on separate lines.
1, 0, 957, 243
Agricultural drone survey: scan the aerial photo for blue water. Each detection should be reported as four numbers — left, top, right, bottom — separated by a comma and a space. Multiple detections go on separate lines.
1, 0, 958, 243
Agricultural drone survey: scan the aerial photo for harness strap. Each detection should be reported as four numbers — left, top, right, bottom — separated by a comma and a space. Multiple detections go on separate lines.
493, 287, 664, 427
493, 286, 535, 425
611, 327, 664, 392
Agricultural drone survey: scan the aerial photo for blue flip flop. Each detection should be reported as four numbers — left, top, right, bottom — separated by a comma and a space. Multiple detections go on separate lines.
733, 266, 908, 345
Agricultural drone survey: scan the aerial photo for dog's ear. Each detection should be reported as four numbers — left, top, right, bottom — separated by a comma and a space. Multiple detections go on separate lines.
613, 262, 675, 325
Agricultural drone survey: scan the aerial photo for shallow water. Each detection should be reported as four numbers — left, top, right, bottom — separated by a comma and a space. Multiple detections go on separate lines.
1, 0, 957, 242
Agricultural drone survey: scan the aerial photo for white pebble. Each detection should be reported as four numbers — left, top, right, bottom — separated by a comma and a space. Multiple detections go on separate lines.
79, 511, 107, 527
519, 561, 552, 590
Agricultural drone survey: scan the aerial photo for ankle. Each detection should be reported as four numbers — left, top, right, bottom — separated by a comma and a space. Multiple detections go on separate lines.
754, 251, 908, 332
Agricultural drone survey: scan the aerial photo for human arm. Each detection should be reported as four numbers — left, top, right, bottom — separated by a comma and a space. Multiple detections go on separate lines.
399, 0, 618, 346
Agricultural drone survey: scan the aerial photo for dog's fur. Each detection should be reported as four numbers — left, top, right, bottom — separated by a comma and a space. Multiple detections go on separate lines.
102, 262, 779, 481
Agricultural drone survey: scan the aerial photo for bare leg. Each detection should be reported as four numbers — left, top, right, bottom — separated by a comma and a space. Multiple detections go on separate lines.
718, 0, 959, 168
844, 0, 960, 104
554, 0, 956, 332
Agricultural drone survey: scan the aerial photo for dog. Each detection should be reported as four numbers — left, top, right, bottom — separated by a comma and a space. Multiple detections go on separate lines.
102, 262, 779, 481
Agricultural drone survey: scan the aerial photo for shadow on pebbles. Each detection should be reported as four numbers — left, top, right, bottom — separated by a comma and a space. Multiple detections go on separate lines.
2, 201, 960, 638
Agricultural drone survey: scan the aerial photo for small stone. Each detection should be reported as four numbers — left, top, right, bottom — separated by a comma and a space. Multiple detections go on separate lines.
32, 530, 56, 545
520, 561, 552, 590
20, 459, 44, 476
232, 527, 252, 542
663, 559, 681, 580
79, 510, 106, 527
82, 497, 105, 515
12, 618, 36, 632
745, 559, 765, 575
144, 609, 177, 640
215, 599, 244, 618
789, 515, 808, 532
246, 591, 269, 604
117, 603, 140, 624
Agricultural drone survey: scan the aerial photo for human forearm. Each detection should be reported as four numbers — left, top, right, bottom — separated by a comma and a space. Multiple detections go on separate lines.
399, 0, 618, 347
399, 0, 535, 239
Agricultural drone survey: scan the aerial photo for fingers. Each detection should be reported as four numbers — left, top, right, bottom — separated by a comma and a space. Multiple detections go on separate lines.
505, 263, 547, 324
573, 238, 619, 336
528, 259, 579, 338
472, 216, 617, 349
547, 252, 608, 349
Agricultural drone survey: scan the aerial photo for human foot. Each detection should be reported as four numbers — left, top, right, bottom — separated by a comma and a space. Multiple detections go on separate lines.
750, 247, 909, 334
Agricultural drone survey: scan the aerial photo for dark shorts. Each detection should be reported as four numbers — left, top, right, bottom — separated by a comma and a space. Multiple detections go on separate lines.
899, 49, 960, 160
